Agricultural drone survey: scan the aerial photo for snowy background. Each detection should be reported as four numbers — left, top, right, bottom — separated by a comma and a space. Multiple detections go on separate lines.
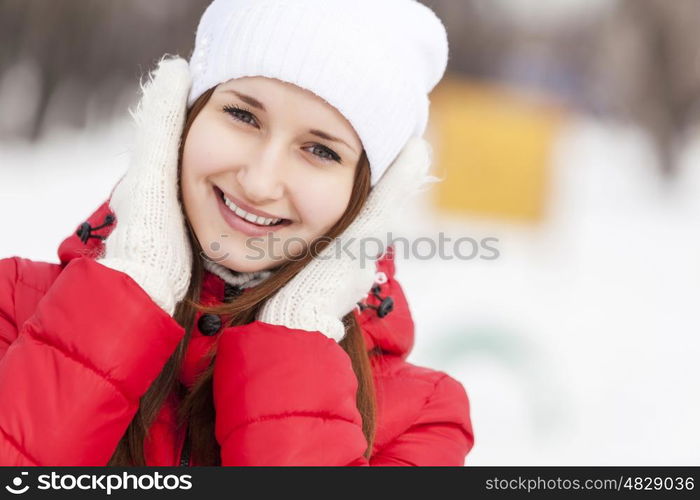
2, 0, 700, 465
2, 114, 699, 465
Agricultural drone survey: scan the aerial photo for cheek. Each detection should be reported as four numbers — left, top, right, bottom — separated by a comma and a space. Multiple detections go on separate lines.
180, 118, 233, 239
295, 174, 354, 235
181, 116, 238, 214
181, 117, 229, 180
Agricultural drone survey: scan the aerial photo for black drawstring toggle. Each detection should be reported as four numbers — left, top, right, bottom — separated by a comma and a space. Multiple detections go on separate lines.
357, 284, 394, 318
76, 214, 116, 244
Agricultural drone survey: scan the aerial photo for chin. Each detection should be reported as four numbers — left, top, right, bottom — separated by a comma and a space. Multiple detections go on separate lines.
196, 230, 297, 274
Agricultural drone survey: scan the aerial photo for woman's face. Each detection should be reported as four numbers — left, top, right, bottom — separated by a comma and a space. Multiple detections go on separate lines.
181, 76, 364, 273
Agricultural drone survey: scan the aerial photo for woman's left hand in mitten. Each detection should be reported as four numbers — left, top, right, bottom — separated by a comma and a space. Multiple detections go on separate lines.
258, 137, 433, 342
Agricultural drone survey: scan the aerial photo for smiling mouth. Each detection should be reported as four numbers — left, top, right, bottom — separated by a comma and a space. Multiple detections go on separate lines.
213, 186, 290, 227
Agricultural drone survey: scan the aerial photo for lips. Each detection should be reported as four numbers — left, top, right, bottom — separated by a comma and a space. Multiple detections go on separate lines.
213, 185, 291, 237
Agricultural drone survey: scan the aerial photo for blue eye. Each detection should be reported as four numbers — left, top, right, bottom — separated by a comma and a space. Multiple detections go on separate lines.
307, 144, 342, 163
222, 104, 258, 127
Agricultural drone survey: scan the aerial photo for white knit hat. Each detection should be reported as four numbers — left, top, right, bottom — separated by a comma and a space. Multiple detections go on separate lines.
187, 0, 448, 185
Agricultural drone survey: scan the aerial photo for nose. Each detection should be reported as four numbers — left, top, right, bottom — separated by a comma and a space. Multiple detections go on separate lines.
235, 141, 286, 203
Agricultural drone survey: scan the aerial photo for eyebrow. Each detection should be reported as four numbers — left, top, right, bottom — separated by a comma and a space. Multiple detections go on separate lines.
223, 89, 359, 154
225, 89, 266, 111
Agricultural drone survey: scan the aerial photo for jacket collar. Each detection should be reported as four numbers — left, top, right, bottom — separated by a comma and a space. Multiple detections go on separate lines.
57, 197, 414, 359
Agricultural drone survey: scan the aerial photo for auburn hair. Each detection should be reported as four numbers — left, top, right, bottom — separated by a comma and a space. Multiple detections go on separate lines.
107, 85, 376, 466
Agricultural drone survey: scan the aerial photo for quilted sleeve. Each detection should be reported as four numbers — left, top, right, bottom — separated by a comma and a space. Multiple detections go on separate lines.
369, 373, 475, 466
0, 258, 19, 359
213, 321, 370, 466
0, 257, 185, 465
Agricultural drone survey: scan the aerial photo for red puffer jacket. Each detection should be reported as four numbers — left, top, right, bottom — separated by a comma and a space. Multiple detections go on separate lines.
0, 197, 474, 466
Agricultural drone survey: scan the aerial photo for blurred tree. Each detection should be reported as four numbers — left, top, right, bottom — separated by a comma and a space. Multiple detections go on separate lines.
427, 0, 512, 79
590, 0, 700, 176
0, 0, 208, 140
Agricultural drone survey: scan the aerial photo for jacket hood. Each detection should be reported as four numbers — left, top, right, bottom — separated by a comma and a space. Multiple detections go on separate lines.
57, 197, 415, 359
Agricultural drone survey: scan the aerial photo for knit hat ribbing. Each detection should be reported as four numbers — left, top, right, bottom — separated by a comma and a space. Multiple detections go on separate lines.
187, 0, 449, 185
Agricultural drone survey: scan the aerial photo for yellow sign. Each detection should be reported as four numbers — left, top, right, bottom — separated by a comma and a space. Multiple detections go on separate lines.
428, 77, 567, 222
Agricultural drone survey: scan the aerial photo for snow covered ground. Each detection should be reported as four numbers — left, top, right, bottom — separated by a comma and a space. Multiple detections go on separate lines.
397, 118, 700, 465
1, 115, 699, 465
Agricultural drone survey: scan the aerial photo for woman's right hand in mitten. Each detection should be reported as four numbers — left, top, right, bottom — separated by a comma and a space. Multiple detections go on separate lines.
98, 56, 193, 316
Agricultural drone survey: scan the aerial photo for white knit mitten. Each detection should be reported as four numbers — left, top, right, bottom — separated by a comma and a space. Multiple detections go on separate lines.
98, 56, 193, 316
258, 137, 433, 341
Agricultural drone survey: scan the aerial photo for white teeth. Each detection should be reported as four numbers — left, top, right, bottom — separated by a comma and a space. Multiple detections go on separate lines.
222, 192, 282, 226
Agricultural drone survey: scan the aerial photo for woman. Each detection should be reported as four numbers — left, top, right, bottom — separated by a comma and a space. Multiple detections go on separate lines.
0, 0, 474, 466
